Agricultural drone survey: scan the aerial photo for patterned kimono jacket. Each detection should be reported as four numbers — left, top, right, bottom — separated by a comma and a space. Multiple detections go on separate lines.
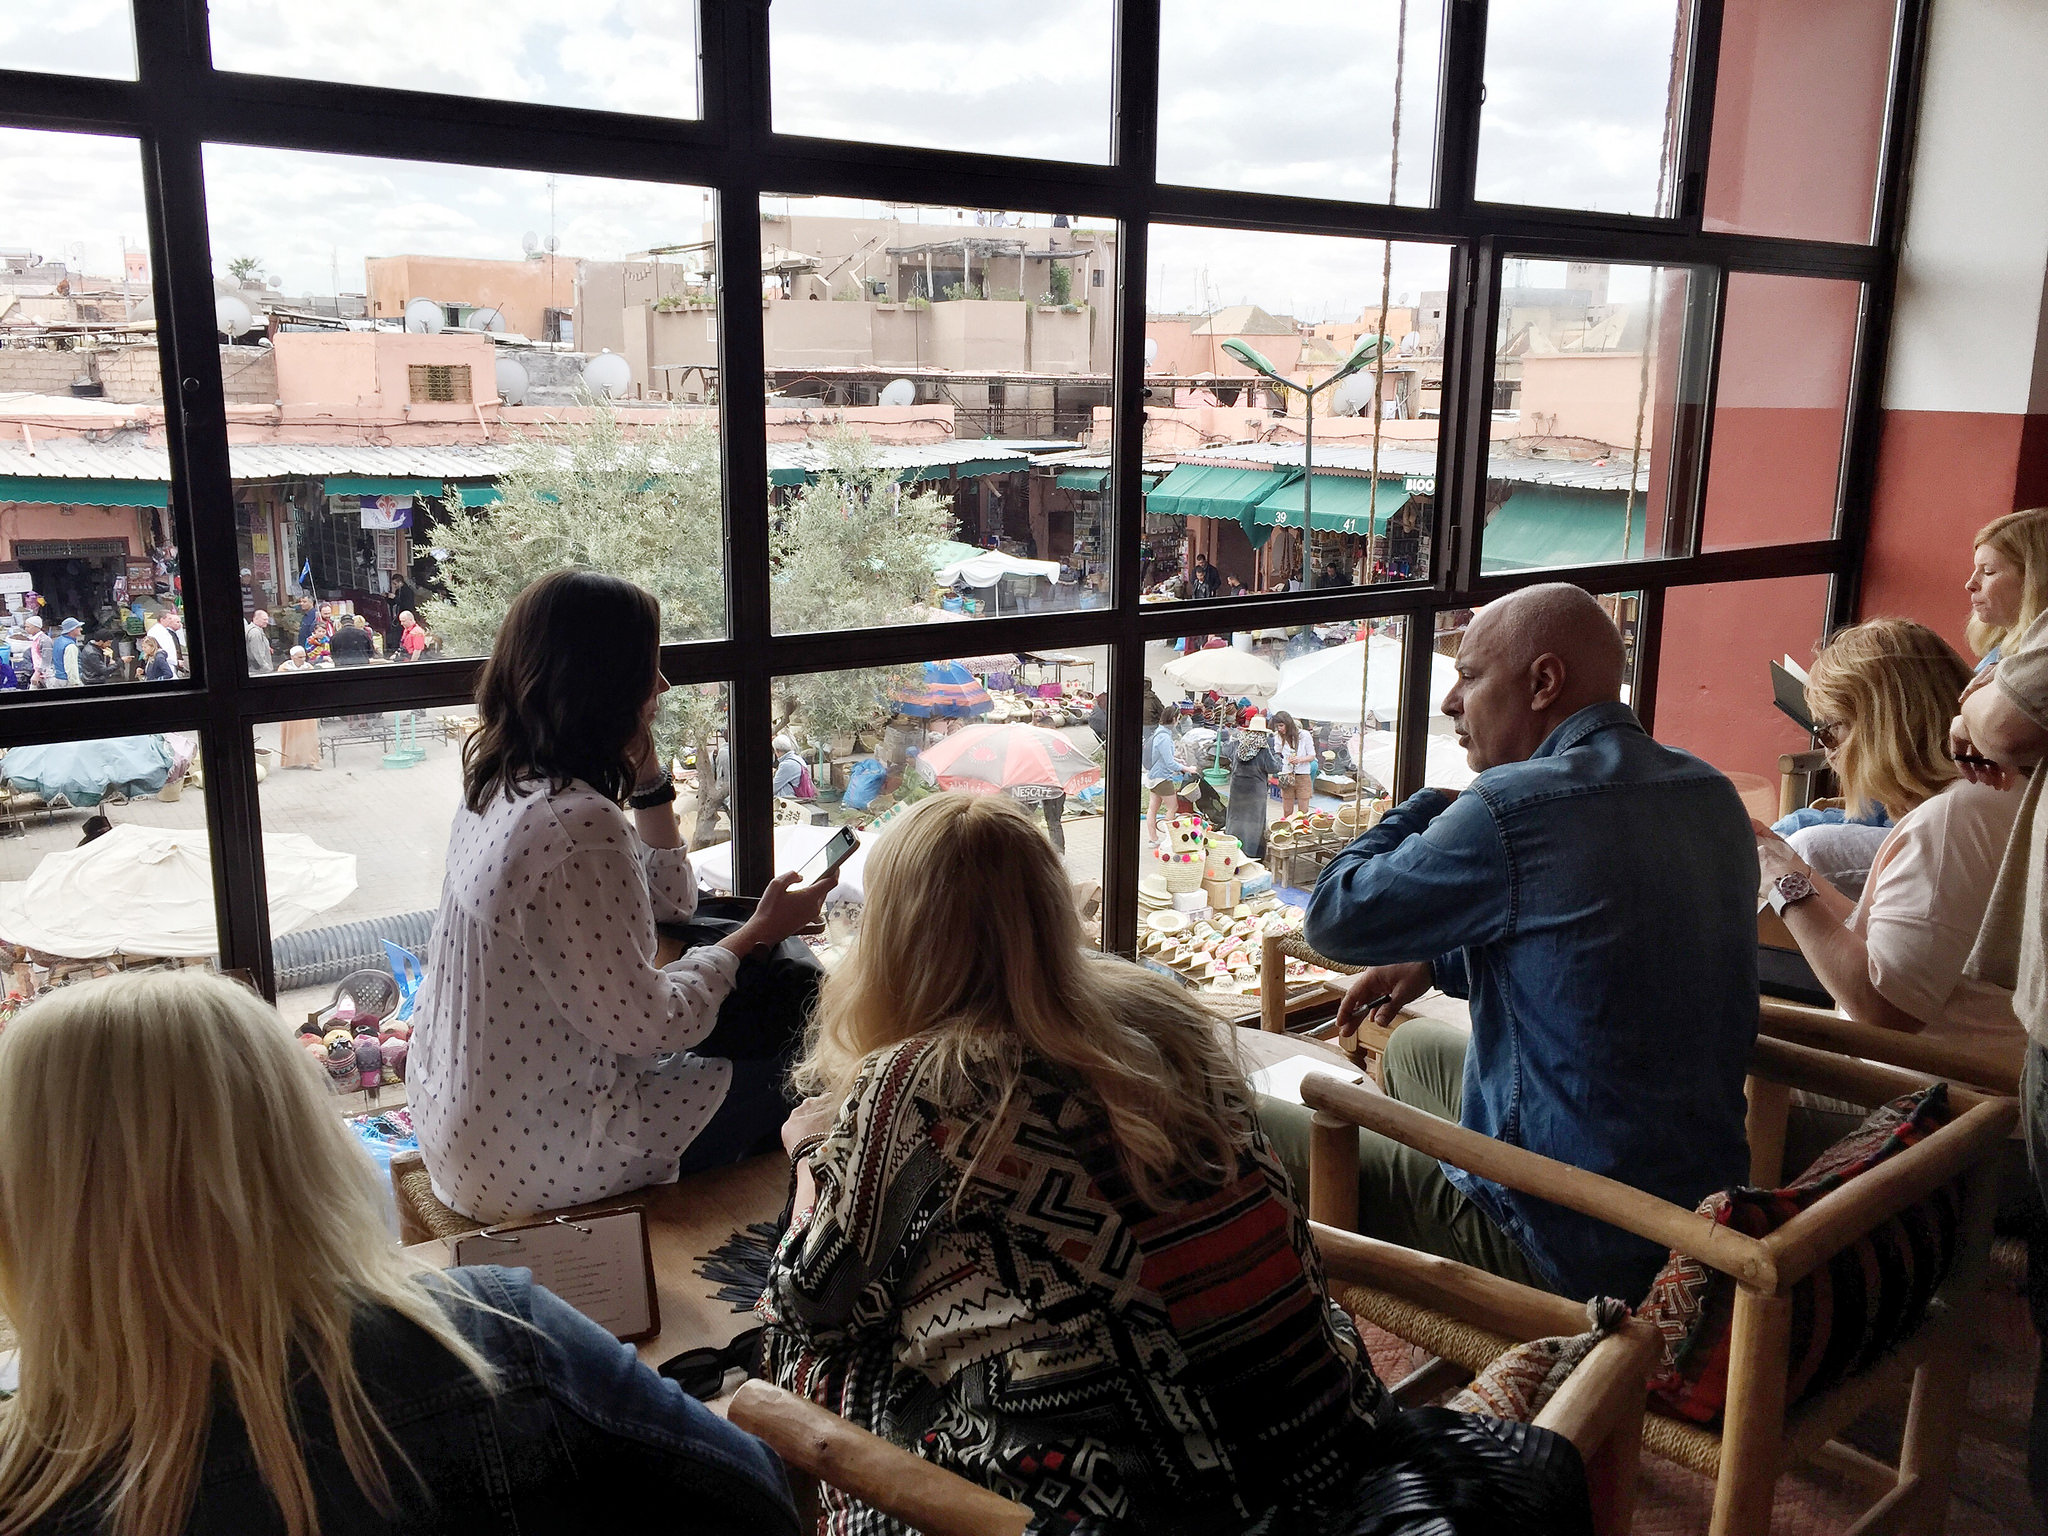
761, 1039, 1591, 1536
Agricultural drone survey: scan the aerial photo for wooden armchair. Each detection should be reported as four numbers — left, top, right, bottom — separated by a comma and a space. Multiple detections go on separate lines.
730, 1327, 1659, 1536
1302, 1037, 2016, 1536
1257, 931, 1379, 1070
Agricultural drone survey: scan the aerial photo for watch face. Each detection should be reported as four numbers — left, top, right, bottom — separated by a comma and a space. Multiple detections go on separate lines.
1776, 872, 1814, 903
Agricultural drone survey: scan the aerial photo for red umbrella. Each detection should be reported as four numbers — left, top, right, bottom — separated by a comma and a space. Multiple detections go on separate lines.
917, 723, 1102, 799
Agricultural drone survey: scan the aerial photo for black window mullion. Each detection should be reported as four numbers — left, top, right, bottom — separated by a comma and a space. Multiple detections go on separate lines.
710, 0, 776, 900
1391, 607, 1439, 800
1100, 0, 1161, 959
1659, 263, 1725, 560
1670, 0, 1727, 227
134, 0, 278, 993
1632, 585, 1667, 735
1434, 0, 1486, 213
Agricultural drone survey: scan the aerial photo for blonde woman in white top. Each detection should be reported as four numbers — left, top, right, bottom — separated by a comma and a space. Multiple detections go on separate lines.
411, 570, 833, 1222
1270, 710, 1316, 819
1755, 618, 2022, 1068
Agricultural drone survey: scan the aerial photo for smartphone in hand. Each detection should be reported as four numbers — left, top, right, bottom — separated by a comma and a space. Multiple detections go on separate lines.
796, 827, 858, 883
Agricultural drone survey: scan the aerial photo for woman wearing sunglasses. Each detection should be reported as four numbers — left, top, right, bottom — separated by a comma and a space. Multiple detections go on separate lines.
759, 793, 1593, 1535
1756, 618, 2025, 1084
0, 969, 799, 1536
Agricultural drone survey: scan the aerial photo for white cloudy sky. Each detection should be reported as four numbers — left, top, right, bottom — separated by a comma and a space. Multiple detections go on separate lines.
0, 1, 1680, 322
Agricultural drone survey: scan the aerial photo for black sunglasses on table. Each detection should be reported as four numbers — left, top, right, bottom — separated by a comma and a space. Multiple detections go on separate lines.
659, 1326, 765, 1400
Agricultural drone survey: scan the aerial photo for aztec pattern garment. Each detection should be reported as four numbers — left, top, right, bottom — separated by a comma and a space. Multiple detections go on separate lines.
761, 1038, 1592, 1536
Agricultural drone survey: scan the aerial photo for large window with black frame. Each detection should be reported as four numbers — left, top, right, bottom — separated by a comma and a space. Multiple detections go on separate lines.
0, 0, 1917, 1027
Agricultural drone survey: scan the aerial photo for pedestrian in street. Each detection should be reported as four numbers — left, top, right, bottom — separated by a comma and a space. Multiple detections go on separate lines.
331, 614, 376, 667
396, 610, 433, 661
49, 619, 84, 688
295, 594, 318, 649
78, 633, 116, 686
146, 609, 183, 675
771, 735, 814, 800
21, 616, 49, 688
139, 634, 174, 683
245, 608, 275, 674
1224, 714, 1279, 860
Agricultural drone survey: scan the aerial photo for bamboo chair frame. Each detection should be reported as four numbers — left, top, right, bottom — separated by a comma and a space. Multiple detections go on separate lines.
730, 1318, 1660, 1536
1303, 1037, 2016, 1536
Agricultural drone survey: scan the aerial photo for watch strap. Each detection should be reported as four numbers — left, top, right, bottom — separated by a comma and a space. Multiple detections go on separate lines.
626, 774, 677, 810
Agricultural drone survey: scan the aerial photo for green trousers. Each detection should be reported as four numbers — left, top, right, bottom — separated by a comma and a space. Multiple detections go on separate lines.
1257, 1017, 1544, 1290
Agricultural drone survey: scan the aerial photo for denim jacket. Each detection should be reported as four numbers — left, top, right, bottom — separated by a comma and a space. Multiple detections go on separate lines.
1304, 703, 1759, 1302
1146, 724, 1183, 784
34, 1266, 798, 1536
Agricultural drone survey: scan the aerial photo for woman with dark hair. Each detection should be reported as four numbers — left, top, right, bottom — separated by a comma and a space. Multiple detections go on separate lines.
411, 570, 835, 1222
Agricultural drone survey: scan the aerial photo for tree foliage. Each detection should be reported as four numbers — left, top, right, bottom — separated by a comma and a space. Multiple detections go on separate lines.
421, 399, 956, 784
225, 255, 263, 283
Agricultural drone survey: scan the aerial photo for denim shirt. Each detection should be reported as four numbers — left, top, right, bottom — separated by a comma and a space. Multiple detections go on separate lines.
1304, 702, 1759, 1303
34, 1266, 798, 1536
1146, 724, 1182, 784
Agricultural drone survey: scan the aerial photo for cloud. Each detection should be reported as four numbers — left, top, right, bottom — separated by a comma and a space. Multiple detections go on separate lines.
2, 1, 1684, 317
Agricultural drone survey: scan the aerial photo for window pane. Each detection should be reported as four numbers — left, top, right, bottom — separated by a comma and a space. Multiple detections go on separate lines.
761, 197, 1117, 634
766, 647, 1107, 950
1143, 228, 1453, 605
0, 129, 182, 690
206, 1, 700, 119
263, 686, 728, 1034
200, 146, 723, 664
0, 729, 216, 1000
769, 1, 1112, 163
1654, 574, 1830, 806
0, 0, 135, 79
1700, 274, 1858, 551
1157, 1, 1444, 206
1703, 0, 1894, 243
1480, 259, 1707, 574
1476, 2, 1690, 215
1134, 622, 1420, 996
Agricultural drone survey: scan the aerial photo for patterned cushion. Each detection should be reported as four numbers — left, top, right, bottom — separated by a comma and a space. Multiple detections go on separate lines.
1641, 1084, 1959, 1426
1445, 1296, 1632, 1423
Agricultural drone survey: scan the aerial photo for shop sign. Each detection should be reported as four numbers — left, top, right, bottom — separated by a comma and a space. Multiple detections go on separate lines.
1403, 476, 1436, 496
0, 572, 33, 596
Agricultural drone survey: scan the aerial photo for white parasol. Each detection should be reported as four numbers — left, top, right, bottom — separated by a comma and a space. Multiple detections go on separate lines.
0, 823, 356, 959
1160, 646, 1281, 698
1270, 637, 1459, 725
1349, 731, 1478, 793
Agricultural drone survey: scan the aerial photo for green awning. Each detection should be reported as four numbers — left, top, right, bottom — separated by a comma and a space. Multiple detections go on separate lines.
0, 476, 167, 508
899, 458, 1023, 484
1479, 486, 1647, 572
1254, 474, 1409, 536
1055, 469, 1108, 491
769, 466, 811, 487
454, 483, 502, 506
1146, 463, 1299, 552
324, 475, 443, 498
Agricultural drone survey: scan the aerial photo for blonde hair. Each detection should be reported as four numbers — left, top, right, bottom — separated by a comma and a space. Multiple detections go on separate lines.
1805, 617, 1973, 819
794, 794, 1248, 1203
0, 971, 494, 1536
1966, 507, 2048, 659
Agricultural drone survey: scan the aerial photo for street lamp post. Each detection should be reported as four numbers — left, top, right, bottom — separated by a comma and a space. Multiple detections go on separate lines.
1221, 333, 1389, 585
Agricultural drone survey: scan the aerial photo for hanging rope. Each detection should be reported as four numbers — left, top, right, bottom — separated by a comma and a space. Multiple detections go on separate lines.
1621, 2, 1692, 561
1355, 0, 1408, 820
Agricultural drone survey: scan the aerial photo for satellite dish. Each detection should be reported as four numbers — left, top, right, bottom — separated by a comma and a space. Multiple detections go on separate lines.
404, 298, 445, 334
1142, 337, 1158, 365
582, 349, 631, 398
214, 293, 255, 338
264, 274, 280, 289
465, 306, 507, 333
544, 235, 559, 254
878, 378, 917, 407
1331, 371, 1379, 418
495, 356, 530, 406
131, 296, 155, 323
521, 230, 539, 256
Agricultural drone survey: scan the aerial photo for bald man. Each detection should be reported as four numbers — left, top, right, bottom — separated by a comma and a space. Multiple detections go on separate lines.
1265, 584, 1759, 1303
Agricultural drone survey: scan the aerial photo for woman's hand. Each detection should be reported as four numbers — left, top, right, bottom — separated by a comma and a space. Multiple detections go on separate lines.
626, 721, 663, 790
1751, 818, 1810, 883
723, 869, 839, 955
781, 1093, 838, 1158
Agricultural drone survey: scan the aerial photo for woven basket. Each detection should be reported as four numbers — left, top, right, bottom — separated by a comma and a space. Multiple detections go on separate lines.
1159, 854, 1206, 893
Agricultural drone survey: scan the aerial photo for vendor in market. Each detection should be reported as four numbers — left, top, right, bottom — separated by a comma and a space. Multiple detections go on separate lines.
1224, 715, 1280, 859
408, 570, 836, 1223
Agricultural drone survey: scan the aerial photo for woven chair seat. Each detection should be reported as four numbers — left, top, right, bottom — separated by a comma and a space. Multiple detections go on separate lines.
1336, 1284, 1516, 1374
1991, 1234, 2028, 1294
1641, 1411, 1723, 1478
1271, 932, 1364, 976
395, 1165, 485, 1241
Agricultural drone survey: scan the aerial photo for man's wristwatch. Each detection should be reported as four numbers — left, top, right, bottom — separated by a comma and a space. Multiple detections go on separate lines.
626, 772, 677, 811
1765, 870, 1817, 916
